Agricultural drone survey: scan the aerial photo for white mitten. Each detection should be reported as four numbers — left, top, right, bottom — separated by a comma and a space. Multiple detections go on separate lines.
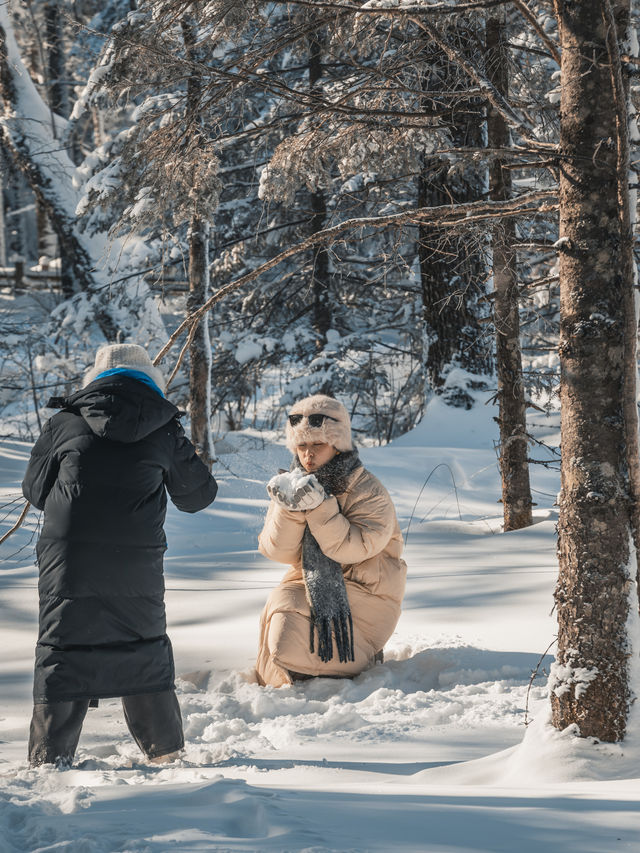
267, 471, 326, 511
290, 475, 326, 511
266, 473, 297, 509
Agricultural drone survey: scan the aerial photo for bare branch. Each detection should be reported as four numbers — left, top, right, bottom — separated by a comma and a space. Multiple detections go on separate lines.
155, 0, 512, 18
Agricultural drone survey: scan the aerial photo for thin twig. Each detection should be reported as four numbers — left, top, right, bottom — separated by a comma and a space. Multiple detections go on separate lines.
265, 0, 511, 14
524, 637, 557, 725
404, 463, 463, 545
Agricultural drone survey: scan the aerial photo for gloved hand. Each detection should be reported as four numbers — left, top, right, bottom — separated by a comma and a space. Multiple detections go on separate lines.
266, 471, 326, 511
290, 475, 326, 511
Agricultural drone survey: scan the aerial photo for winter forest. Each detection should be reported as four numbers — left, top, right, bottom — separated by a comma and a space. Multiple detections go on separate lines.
2, 0, 640, 849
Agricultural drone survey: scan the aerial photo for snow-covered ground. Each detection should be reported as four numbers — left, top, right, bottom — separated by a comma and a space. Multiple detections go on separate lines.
1, 395, 640, 852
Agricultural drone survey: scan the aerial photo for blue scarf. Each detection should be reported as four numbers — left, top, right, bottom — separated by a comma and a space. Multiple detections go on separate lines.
94, 368, 165, 398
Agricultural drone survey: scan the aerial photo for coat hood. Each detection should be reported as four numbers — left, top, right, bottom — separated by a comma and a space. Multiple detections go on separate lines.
48, 374, 179, 443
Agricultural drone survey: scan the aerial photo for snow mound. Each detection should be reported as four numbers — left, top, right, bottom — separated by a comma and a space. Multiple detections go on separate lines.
171, 642, 548, 767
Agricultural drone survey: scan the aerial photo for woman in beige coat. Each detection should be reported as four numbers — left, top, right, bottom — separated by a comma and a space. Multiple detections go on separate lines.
256, 394, 407, 687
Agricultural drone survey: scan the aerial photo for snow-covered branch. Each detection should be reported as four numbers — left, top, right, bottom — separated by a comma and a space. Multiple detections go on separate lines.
154, 188, 557, 369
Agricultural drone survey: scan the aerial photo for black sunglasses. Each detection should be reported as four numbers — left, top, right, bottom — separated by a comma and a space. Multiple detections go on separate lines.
288, 413, 338, 427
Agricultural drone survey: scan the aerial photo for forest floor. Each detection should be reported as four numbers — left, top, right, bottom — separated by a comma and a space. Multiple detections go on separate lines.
1, 394, 639, 852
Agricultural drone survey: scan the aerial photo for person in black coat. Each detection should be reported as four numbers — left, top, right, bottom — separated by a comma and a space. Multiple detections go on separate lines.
22, 343, 218, 767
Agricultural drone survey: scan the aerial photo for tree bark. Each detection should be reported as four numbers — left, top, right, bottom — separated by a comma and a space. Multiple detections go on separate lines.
486, 11, 533, 531
0, 152, 7, 268
551, 0, 637, 742
35, 197, 57, 260
43, 0, 74, 296
311, 188, 331, 351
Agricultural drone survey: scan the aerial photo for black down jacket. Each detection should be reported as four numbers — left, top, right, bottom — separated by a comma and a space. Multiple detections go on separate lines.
22, 374, 218, 703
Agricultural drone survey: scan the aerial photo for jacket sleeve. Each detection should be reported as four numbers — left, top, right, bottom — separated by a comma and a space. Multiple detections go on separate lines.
258, 500, 307, 564
22, 418, 59, 510
165, 420, 218, 513
304, 482, 396, 566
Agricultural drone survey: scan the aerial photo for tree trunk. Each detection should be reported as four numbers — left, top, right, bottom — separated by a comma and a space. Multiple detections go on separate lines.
308, 32, 332, 355
43, 0, 74, 296
91, 107, 105, 147
187, 214, 215, 468
183, 18, 214, 467
486, 11, 533, 531
44, 1, 67, 118
311, 188, 331, 350
36, 197, 57, 258
417, 25, 493, 407
551, 0, 637, 742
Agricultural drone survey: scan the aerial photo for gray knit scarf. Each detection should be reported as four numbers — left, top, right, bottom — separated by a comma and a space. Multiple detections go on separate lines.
292, 449, 362, 664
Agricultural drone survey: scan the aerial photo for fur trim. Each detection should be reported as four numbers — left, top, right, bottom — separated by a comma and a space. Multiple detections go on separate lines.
83, 344, 166, 393
285, 394, 353, 453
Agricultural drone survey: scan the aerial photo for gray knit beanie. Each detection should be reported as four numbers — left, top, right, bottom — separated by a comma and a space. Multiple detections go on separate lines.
82, 343, 166, 393
285, 394, 353, 453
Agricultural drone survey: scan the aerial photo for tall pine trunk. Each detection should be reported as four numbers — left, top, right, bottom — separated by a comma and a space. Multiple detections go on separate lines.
486, 11, 533, 531
0, 155, 7, 268
44, 0, 73, 296
551, 0, 638, 742
310, 189, 330, 351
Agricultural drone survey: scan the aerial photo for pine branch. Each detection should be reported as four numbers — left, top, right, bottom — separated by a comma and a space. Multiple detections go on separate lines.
408, 14, 552, 149
154, 189, 557, 367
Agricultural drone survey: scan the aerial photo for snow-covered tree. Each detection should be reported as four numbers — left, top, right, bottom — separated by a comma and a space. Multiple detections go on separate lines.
0, 0, 166, 434
75, 2, 223, 461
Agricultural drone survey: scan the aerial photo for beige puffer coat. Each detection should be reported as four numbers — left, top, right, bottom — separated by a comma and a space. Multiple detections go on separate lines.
256, 464, 407, 687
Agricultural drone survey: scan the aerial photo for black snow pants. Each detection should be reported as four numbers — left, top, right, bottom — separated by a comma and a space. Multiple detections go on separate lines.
28, 689, 184, 766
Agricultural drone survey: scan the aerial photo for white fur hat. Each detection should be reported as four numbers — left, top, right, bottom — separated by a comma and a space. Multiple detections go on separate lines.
83, 343, 166, 393
285, 394, 353, 453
